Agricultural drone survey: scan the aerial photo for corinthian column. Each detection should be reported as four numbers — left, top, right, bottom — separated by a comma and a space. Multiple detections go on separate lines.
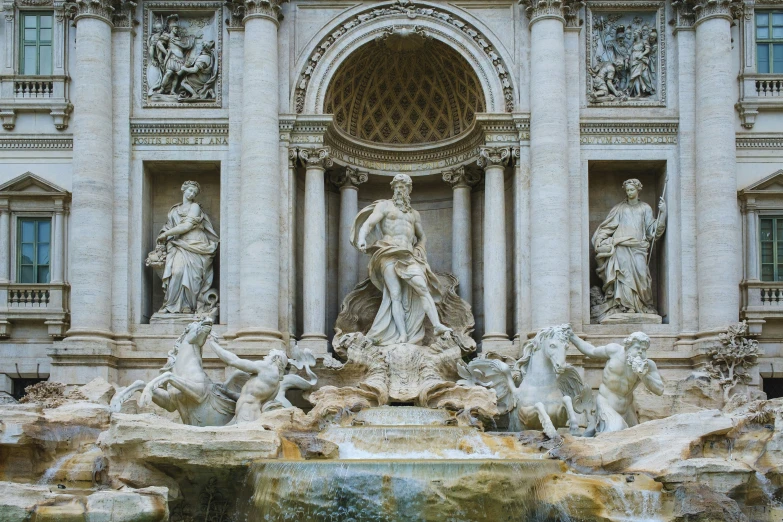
299, 147, 333, 356
332, 167, 367, 308
236, 0, 287, 351
523, 0, 578, 329
478, 147, 512, 355
690, 0, 741, 332
443, 166, 480, 305
65, 0, 115, 341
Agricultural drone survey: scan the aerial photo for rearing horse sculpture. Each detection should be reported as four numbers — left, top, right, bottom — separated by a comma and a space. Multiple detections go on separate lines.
110, 317, 238, 426
459, 324, 594, 439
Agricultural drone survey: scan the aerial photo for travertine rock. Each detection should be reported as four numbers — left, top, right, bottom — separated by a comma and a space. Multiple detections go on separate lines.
73, 377, 117, 405
552, 409, 735, 475
0, 482, 168, 522
99, 413, 280, 469
670, 484, 748, 522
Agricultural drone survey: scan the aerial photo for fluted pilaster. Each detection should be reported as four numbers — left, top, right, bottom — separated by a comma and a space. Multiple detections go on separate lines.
333, 167, 367, 309
443, 166, 479, 305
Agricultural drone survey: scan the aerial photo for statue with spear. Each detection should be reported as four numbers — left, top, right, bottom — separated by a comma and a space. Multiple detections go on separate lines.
591, 177, 667, 322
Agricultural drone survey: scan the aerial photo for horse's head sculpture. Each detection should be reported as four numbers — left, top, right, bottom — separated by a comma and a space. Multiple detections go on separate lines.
518, 324, 573, 377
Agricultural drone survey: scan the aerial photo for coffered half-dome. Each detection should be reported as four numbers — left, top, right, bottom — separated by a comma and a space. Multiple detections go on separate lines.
324, 34, 486, 146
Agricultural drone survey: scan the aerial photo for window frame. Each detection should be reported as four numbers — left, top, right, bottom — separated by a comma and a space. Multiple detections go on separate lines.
756, 10, 783, 74
12, 213, 52, 285
759, 215, 783, 281
18, 11, 54, 76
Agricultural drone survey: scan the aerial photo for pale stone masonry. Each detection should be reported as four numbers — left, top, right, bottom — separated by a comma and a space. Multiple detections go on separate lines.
0, 0, 780, 397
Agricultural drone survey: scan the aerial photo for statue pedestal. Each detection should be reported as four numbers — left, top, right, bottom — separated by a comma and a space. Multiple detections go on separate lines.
150, 313, 202, 325
599, 313, 662, 325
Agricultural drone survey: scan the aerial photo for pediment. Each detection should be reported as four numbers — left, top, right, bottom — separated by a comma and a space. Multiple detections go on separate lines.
740, 170, 783, 193
0, 172, 68, 196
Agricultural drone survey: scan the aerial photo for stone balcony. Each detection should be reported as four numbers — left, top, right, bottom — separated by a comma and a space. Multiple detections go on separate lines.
0, 282, 69, 338
0, 75, 72, 130
741, 280, 783, 334
736, 74, 783, 128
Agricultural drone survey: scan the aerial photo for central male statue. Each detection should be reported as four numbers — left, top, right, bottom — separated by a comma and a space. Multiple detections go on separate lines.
352, 174, 452, 346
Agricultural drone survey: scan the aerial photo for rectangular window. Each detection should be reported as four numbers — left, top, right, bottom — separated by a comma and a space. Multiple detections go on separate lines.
16, 217, 50, 284
757, 11, 783, 73
19, 12, 53, 75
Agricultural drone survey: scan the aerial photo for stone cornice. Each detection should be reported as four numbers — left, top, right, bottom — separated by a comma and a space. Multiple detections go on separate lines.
736, 133, 783, 148
331, 167, 368, 189
0, 137, 72, 149
520, 0, 584, 27
442, 166, 480, 189
477, 146, 511, 169
298, 146, 333, 169
579, 121, 678, 145
130, 122, 228, 135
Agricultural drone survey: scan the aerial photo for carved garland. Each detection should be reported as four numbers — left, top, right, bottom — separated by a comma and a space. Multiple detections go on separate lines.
295, 0, 515, 114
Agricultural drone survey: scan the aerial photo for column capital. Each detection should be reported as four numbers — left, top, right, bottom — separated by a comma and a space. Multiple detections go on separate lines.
442, 166, 480, 189
226, 0, 288, 27
65, 0, 125, 26
331, 166, 367, 190
299, 146, 333, 170
520, 0, 583, 27
672, 0, 743, 28
477, 147, 511, 169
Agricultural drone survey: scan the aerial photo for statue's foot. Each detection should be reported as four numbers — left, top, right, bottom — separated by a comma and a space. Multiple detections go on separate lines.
434, 324, 453, 336
396, 335, 408, 344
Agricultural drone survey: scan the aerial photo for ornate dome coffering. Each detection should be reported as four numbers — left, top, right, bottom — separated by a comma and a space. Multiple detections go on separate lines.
325, 36, 486, 146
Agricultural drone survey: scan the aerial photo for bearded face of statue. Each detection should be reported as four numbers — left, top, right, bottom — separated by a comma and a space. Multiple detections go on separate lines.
392, 182, 412, 213
625, 341, 649, 374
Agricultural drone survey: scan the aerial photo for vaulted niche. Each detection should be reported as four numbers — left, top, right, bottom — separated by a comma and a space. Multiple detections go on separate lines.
324, 32, 486, 146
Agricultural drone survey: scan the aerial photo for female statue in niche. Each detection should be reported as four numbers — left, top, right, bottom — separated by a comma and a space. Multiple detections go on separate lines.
150, 181, 219, 315
591, 178, 665, 323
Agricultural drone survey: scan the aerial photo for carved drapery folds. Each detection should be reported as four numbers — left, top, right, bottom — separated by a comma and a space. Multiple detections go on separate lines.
477, 146, 511, 169
299, 147, 334, 170
442, 166, 480, 189
672, 0, 743, 27
521, 0, 584, 26
332, 166, 368, 189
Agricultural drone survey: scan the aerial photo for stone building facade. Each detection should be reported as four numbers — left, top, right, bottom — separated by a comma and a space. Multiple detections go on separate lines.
0, 0, 781, 399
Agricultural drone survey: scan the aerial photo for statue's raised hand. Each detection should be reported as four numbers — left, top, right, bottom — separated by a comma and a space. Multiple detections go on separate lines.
658, 197, 666, 213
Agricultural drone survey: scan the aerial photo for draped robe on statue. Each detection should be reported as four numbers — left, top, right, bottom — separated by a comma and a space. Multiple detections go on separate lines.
350, 201, 444, 346
591, 200, 663, 315
160, 204, 219, 313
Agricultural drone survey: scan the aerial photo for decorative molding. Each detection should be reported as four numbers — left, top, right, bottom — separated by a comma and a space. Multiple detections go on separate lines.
295, 0, 515, 114
672, 0, 743, 27
521, 0, 584, 26
736, 134, 783, 148
477, 146, 511, 168
585, 2, 666, 107
112, 0, 136, 28
442, 166, 480, 188
0, 137, 73, 149
580, 121, 678, 144
228, 0, 287, 25
141, 2, 223, 108
331, 166, 368, 189
130, 121, 228, 146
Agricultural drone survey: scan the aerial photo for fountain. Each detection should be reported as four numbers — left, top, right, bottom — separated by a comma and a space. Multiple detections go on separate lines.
1, 176, 782, 522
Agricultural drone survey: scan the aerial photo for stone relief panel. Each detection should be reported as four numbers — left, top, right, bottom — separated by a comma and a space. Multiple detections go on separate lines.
142, 1, 223, 108
586, 2, 665, 107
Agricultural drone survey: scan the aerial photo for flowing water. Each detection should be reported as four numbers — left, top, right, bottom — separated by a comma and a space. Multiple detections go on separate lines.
236, 407, 669, 521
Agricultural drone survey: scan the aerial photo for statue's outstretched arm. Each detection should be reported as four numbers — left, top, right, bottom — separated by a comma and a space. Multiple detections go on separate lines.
568, 331, 609, 359
357, 204, 385, 249
207, 337, 259, 375
641, 359, 664, 396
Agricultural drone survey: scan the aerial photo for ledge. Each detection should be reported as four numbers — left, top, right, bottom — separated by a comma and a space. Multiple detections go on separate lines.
736, 74, 783, 129
0, 282, 69, 338
0, 75, 72, 131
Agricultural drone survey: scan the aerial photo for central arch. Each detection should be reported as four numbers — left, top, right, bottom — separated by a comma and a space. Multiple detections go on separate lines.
325, 35, 486, 146
294, 1, 516, 116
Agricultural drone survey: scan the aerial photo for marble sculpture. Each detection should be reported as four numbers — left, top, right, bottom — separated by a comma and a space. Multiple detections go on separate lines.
591, 178, 666, 323
352, 173, 453, 345
146, 180, 219, 317
569, 330, 664, 433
